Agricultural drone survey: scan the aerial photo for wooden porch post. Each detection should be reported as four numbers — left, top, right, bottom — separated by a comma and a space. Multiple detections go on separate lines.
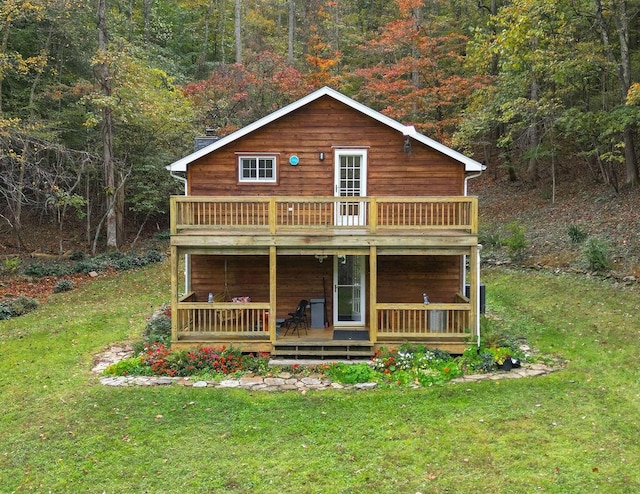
369, 246, 377, 343
169, 197, 177, 234
469, 245, 479, 345
269, 246, 277, 343
170, 245, 178, 343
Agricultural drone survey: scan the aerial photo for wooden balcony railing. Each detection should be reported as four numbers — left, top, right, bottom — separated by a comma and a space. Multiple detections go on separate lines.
170, 196, 478, 234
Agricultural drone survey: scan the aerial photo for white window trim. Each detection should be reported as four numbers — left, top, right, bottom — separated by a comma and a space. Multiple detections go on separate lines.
237, 154, 278, 183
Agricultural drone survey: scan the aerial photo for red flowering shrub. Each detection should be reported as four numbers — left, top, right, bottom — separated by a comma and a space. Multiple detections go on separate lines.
184, 346, 244, 374
141, 343, 177, 376
140, 344, 244, 376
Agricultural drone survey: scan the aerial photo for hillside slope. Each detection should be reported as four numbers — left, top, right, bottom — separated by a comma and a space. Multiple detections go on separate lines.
469, 173, 640, 279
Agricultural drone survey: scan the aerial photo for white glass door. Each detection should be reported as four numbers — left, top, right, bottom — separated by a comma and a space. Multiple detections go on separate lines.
334, 149, 367, 226
334, 255, 365, 326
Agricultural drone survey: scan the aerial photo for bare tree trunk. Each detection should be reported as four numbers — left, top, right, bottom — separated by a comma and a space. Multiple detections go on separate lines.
615, 2, 639, 186
14, 145, 27, 251
219, 0, 226, 63
0, 24, 10, 114
196, 0, 215, 78
525, 78, 540, 181
234, 0, 242, 63
29, 25, 53, 121
143, 0, 152, 42
287, 0, 295, 65
593, 0, 639, 186
97, 0, 117, 249
116, 169, 125, 246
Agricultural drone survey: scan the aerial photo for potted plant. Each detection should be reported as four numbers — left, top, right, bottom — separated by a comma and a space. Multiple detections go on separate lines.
488, 346, 518, 371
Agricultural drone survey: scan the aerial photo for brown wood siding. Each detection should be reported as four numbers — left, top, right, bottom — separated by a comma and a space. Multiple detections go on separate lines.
190, 254, 460, 320
275, 255, 333, 322
187, 96, 464, 197
190, 255, 333, 321
190, 255, 270, 302
377, 256, 461, 304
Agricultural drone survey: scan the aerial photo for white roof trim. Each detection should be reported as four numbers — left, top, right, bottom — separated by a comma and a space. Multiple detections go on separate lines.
167, 86, 484, 173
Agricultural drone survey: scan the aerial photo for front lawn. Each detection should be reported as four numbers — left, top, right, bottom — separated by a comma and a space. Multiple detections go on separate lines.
1, 263, 638, 492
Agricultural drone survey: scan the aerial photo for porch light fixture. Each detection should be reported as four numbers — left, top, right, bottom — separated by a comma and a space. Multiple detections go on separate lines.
315, 254, 328, 263
403, 137, 412, 155
319, 152, 325, 161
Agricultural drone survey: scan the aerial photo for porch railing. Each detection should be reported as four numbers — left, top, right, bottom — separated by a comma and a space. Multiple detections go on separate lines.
173, 301, 472, 340
376, 303, 471, 338
170, 196, 477, 234
175, 297, 270, 338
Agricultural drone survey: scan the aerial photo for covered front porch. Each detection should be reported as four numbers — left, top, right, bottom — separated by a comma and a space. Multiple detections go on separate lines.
171, 264, 476, 355
169, 195, 481, 355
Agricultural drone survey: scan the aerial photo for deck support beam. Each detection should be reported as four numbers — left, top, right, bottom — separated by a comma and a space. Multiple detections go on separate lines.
469, 244, 480, 345
269, 246, 277, 343
369, 246, 378, 343
170, 245, 178, 342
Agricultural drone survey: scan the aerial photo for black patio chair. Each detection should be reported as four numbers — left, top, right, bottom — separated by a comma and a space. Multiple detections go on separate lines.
281, 299, 309, 336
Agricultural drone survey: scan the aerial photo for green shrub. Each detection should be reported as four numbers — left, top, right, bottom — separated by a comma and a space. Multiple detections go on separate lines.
69, 250, 86, 261
142, 250, 164, 263
0, 296, 39, 319
103, 356, 153, 376
9, 296, 39, 316
0, 304, 12, 320
110, 255, 144, 271
143, 305, 172, 346
324, 362, 378, 384
53, 279, 75, 293
582, 237, 612, 271
73, 258, 104, 274
459, 346, 496, 373
242, 353, 271, 374
23, 261, 71, 277
504, 221, 527, 260
567, 224, 587, 245
153, 230, 171, 240
2, 257, 21, 274
478, 224, 503, 250
73, 250, 164, 274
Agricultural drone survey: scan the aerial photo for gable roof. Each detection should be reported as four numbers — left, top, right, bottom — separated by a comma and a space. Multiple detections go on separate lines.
167, 86, 485, 173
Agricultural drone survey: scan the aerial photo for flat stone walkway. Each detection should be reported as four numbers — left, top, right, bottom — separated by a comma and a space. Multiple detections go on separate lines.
93, 344, 559, 392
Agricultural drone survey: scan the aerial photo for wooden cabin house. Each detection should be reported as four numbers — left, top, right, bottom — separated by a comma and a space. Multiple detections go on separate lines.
166, 87, 484, 358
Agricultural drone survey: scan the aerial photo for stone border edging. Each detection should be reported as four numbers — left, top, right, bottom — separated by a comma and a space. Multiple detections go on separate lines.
93, 345, 559, 391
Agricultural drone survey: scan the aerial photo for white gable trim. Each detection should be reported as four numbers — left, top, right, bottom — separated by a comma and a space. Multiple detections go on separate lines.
167, 86, 484, 173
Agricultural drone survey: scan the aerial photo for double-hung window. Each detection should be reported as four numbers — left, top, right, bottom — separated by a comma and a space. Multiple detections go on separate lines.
238, 155, 277, 183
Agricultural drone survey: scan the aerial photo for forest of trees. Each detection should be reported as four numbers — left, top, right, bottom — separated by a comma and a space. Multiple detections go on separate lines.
1, 0, 639, 253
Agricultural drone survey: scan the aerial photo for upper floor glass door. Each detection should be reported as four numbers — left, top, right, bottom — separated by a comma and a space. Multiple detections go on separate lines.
334, 149, 367, 226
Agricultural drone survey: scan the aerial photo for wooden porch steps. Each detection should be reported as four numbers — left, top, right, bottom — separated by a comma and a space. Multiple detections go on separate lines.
271, 340, 374, 360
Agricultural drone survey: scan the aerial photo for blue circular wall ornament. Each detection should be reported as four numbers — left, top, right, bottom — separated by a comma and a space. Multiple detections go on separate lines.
289, 155, 300, 166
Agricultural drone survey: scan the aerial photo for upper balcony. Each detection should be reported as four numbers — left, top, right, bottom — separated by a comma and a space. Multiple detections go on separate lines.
169, 195, 478, 251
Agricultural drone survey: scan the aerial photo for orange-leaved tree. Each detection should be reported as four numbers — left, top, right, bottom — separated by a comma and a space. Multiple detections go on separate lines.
351, 0, 490, 143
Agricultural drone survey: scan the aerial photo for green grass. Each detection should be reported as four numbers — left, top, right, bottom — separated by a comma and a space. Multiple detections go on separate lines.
1, 263, 639, 492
